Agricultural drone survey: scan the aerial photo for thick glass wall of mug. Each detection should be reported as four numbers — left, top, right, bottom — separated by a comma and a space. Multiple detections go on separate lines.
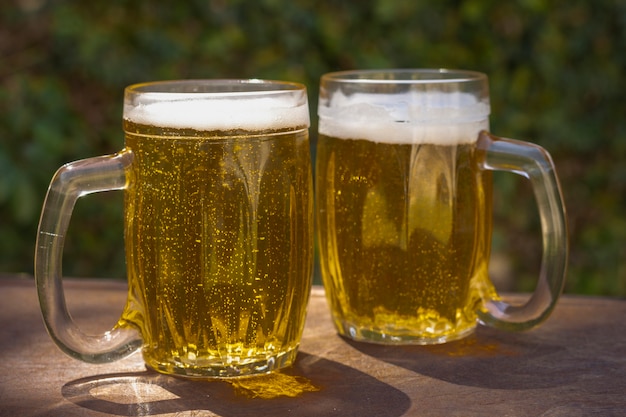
120, 82, 313, 376
317, 71, 497, 344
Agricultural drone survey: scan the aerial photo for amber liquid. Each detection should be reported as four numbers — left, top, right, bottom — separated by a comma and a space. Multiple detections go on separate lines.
316, 134, 496, 344
119, 122, 313, 376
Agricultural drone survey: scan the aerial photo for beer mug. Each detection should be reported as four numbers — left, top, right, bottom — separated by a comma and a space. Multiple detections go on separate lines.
316, 69, 568, 345
35, 80, 314, 377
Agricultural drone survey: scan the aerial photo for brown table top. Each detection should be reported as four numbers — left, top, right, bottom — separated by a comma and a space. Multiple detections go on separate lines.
0, 275, 625, 416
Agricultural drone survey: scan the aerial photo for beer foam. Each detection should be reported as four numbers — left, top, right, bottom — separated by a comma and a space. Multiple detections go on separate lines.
318, 91, 490, 145
125, 96, 310, 131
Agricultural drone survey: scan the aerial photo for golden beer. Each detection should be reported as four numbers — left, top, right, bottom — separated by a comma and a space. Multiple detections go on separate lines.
316, 124, 497, 344
119, 122, 312, 376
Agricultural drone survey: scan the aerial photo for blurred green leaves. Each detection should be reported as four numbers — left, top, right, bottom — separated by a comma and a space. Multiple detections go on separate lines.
0, 0, 624, 295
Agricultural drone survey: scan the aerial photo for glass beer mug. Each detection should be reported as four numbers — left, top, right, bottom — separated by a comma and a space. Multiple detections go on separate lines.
35, 80, 314, 377
316, 69, 568, 345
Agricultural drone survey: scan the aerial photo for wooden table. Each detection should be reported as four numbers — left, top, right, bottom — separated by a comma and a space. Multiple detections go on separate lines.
0, 275, 624, 416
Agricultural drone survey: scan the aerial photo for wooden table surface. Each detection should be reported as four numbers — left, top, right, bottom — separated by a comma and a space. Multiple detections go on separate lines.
0, 275, 625, 417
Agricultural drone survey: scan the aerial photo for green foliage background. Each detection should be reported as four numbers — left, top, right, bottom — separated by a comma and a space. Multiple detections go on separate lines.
1, 0, 624, 296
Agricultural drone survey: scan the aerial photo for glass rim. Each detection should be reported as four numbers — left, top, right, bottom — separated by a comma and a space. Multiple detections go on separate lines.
321, 69, 488, 84
125, 79, 307, 97
123, 79, 310, 131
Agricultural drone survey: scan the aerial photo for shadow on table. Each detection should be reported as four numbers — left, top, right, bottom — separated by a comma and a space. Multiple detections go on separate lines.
58, 353, 409, 417
347, 325, 620, 391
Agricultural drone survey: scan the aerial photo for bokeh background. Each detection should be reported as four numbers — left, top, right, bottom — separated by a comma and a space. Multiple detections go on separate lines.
1, 0, 624, 296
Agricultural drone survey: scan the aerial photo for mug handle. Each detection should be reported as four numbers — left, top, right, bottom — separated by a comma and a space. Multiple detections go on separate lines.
35, 150, 142, 363
477, 131, 568, 331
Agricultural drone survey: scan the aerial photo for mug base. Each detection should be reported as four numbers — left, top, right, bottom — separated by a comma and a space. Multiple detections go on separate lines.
337, 321, 476, 345
143, 346, 299, 379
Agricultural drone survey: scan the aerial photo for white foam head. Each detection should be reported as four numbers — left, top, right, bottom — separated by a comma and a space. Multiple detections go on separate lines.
318, 91, 490, 145
124, 93, 310, 132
